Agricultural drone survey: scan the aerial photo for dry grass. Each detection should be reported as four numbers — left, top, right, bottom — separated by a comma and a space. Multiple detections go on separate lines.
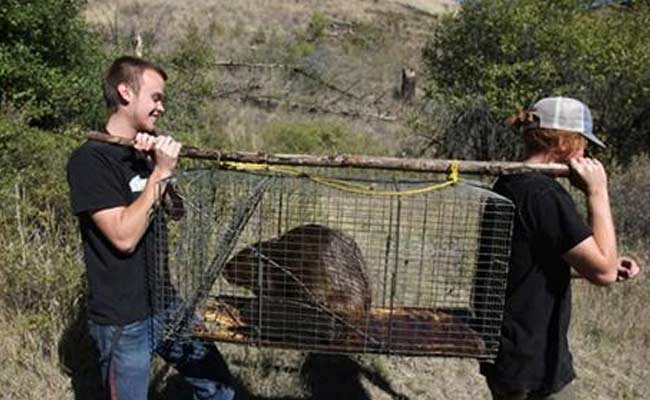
569, 248, 650, 400
82, 0, 455, 155
83, 0, 457, 50
0, 313, 72, 400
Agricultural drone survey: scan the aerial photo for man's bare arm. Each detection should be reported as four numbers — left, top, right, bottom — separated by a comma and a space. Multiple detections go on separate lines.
92, 134, 181, 254
563, 157, 617, 285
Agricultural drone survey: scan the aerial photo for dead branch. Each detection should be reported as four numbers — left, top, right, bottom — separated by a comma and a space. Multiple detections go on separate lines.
213, 61, 362, 101
290, 67, 362, 101
213, 82, 263, 99
235, 95, 397, 121
213, 60, 294, 69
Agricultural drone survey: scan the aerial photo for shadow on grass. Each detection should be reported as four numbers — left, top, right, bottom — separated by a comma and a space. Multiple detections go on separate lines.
150, 353, 409, 400
57, 301, 106, 400
299, 353, 409, 400
58, 311, 407, 400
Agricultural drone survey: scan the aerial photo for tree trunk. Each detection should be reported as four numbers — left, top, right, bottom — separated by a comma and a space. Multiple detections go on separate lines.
400, 67, 416, 103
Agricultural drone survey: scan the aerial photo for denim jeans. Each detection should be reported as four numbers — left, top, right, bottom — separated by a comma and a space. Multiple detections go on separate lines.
88, 315, 235, 400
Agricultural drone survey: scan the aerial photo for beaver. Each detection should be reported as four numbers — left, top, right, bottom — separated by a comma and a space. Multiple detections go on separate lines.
222, 224, 371, 342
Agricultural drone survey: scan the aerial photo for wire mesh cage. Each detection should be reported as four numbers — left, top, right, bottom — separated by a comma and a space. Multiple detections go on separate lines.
150, 166, 515, 361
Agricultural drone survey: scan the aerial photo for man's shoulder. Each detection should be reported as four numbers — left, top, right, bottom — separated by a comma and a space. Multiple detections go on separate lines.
69, 138, 128, 167
502, 172, 580, 218
496, 172, 557, 195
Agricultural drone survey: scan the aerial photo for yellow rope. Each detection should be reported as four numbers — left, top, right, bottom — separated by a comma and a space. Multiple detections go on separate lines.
219, 160, 460, 196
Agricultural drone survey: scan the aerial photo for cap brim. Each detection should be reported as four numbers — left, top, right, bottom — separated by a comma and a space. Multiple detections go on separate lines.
582, 132, 606, 148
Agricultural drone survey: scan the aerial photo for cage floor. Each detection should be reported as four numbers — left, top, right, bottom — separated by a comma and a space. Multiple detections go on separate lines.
194, 296, 487, 357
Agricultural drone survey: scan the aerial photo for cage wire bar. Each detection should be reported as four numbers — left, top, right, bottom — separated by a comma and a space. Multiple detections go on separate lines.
150, 166, 514, 361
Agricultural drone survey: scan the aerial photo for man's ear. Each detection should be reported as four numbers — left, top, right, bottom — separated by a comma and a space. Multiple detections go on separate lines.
117, 82, 133, 105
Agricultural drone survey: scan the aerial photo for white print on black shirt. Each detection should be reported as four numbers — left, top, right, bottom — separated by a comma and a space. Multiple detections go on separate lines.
129, 175, 148, 193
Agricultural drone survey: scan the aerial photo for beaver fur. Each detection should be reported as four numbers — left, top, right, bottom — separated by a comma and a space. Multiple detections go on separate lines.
222, 224, 371, 339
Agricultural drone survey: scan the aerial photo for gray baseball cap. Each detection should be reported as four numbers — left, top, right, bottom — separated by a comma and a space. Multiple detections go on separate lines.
530, 96, 606, 148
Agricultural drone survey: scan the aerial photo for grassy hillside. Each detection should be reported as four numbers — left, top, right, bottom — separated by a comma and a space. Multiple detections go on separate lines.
82, 0, 461, 155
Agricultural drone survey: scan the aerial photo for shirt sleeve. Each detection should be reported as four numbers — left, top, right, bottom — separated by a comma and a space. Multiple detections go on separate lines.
532, 186, 593, 255
67, 147, 129, 215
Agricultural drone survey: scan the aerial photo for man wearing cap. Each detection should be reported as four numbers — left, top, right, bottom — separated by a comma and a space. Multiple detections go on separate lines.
479, 96, 640, 399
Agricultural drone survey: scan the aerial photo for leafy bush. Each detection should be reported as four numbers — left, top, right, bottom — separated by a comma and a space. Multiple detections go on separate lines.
422, 0, 650, 163
262, 118, 379, 155
0, 0, 102, 326
0, 0, 105, 128
285, 12, 330, 64
305, 11, 329, 43
0, 110, 80, 227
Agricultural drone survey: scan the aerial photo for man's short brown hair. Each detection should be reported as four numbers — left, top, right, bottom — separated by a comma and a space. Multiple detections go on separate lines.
103, 56, 167, 112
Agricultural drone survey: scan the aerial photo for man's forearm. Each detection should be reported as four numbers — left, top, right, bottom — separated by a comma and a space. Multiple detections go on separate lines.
587, 190, 617, 269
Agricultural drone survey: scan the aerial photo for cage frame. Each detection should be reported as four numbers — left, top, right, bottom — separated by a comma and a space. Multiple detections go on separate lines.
150, 164, 515, 361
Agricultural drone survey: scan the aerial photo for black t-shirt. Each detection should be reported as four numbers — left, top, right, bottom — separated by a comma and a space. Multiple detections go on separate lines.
67, 139, 155, 325
480, 172, 592, 394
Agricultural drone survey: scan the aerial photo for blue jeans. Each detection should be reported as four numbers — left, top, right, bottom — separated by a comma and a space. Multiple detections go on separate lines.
88, 316, 235, 400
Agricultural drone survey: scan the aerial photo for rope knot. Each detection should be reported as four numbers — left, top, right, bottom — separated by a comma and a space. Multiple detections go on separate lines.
448, 160, 460, 184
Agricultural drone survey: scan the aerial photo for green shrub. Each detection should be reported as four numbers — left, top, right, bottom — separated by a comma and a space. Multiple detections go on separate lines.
423, 0, 650, 164
0, 0, 105, 128
261, 118, 378, 155
305, 11, 328, 43
0, 111, 80, 227
284, 11, 331, 64
286, 40, 317, 64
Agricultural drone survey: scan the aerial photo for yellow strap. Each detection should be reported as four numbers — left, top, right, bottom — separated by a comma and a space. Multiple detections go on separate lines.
219, 160, 460, 196
448, 160, 460, 184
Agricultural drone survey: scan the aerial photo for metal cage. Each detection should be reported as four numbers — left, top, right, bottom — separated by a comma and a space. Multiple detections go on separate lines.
150, 166, 514, 361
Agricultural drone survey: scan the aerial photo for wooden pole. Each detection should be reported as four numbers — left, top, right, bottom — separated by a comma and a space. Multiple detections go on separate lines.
85, 131, 570, 177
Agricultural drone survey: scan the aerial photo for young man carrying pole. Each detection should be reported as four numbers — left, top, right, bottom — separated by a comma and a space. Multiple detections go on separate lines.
67, 56, 235, 400
480, 96, 640, 400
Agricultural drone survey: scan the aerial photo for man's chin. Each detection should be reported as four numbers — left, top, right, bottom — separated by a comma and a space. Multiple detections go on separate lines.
147, 120, 159, 133
137, 124, 157, 134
